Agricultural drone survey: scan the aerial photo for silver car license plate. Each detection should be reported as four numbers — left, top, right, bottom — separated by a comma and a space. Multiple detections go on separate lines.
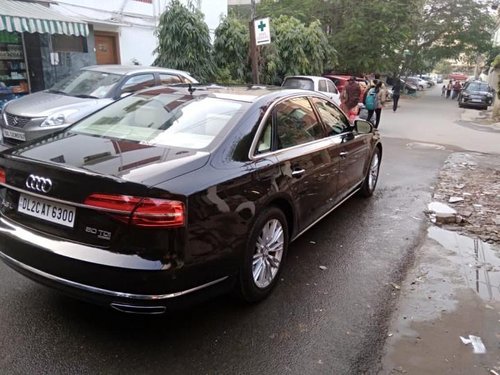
3, 129, 26, 141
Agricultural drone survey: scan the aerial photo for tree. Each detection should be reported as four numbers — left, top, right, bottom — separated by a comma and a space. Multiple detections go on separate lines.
213, 15, 250, 83
259, 16, 336, 84
153, 0, 214, 82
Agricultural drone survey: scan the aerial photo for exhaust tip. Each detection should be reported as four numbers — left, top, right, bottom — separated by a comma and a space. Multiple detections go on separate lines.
110, 303, 166, 315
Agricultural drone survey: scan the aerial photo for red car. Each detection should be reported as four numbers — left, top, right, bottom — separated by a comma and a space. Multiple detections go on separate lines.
323, 74, 369, 103
448, 72, 468, 81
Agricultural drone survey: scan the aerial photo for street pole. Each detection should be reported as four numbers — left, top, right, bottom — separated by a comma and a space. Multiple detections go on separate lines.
249, 0, 259, 84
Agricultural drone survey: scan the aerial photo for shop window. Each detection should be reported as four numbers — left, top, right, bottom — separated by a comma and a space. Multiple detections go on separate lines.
52, 35, 87, 53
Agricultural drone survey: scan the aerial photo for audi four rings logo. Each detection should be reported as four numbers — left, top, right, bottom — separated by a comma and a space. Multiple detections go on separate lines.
25, 174, 52, 193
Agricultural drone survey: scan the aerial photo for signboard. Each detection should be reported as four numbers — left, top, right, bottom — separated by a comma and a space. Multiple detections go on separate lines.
254, 18, 271, 46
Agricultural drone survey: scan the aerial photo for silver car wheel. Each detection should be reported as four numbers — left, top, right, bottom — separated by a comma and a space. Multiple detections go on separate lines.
252, 218, 284, 289
368, 152, 380, 191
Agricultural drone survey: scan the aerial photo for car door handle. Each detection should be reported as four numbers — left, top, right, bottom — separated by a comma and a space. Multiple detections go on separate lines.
339, 151, 349, 158
291, 168, 305, 178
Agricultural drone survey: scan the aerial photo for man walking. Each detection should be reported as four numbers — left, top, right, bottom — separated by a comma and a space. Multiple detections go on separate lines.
392, 78, 401, 112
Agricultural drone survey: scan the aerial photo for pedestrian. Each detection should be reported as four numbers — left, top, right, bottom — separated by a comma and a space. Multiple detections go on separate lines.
341, 76, 361, 121
365, 81, 386, 128
446, 80, 452, 99
441, 85, 446, 96
452, 80, 462, 100
392, 78, 401, 112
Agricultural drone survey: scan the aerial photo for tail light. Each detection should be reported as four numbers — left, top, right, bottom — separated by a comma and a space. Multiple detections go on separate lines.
84, 194, 185, 228
0, 168, 5, 184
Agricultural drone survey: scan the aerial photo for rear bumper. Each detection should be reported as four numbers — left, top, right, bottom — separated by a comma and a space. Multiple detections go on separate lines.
0, 216, 232, 311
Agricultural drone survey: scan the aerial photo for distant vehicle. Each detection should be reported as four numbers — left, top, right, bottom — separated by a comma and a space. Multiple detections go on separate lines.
448, 72, 468, 81
0, 65, 198, 146
436, 75, 443, 83
457, 80, 494, 110
405, 77, 426, 90
282, 75, 340, 104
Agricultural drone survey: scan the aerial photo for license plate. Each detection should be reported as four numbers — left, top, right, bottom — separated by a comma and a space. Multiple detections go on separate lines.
18, 193, 76, 228
3, 129, 26, 141
471, 99, 481, 103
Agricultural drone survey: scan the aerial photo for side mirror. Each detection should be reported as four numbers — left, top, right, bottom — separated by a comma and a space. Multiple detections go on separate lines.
354, 119, 373, 134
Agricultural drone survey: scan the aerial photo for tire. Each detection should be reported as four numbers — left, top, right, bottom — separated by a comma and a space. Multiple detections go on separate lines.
237, 207, 289, 303
360, 148, 381, 197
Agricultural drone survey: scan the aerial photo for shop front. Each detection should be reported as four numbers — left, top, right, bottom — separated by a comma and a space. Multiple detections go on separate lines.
0, 0, 90, 109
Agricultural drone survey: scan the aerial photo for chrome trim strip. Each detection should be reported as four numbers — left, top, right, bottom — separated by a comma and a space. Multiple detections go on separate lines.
0, 250, 229, 301
292, 187, 361, 241
0, 182, 139, 215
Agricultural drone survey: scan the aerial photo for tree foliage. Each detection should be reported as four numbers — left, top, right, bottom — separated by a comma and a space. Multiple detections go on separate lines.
256, 0, 495, 75
213, 16, 250, 83
153, 0, 214, 82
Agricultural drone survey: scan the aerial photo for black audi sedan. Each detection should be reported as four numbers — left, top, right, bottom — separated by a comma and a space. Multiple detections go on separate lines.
0, 85, 382, 314
458, 80, 494, 110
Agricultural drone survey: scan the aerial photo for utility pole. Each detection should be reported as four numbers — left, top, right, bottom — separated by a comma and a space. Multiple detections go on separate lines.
249, 0, 259, 84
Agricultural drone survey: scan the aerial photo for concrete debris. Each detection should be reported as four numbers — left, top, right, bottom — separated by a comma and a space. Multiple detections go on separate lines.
431, 153, 500, 243
427, 202, 457, 224
319, 265, 327, 270
309, 241, 316, 245
459, 335, 487, 354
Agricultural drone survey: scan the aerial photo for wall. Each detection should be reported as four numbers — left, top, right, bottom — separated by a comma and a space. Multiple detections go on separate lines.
51, 0, 227, 66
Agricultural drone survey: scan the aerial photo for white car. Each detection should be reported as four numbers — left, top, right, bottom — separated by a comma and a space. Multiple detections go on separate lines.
282, 75, 340, 105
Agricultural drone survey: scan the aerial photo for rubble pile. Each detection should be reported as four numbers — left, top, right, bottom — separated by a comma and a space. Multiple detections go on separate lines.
429, 153, 500, 244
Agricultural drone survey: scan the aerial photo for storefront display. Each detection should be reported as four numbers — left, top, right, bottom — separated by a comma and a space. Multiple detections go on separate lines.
0, 31, 29, 110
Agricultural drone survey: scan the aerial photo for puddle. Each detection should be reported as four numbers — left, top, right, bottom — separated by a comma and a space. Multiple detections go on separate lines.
428, 226, 500, 301
406, 142, 446, 150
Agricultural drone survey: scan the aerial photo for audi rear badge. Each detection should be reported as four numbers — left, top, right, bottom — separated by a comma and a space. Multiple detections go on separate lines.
25, 174, 52, 193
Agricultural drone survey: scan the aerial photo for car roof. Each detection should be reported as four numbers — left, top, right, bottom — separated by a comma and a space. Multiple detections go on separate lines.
137, 84, 317, 103
82, 65, 193, 77
285, 75, 331, 81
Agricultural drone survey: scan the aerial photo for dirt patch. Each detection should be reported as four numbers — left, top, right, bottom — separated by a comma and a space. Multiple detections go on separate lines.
430, 152, 500, 244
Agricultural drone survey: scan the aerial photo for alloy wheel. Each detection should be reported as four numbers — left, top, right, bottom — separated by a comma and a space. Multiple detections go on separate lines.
252, 218, 284, 289
368, 152, 380, 191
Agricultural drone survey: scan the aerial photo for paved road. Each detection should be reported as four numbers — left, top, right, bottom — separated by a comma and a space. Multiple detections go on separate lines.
0, 86, 485, 374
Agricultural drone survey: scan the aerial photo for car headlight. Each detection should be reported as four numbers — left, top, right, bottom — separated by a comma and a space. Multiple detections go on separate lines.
486, 93, 493, 98
41, 110, 78, 127
462, 92, 469, 97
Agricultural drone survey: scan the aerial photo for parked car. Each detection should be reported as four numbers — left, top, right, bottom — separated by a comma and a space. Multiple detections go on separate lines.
0, 65, 198, 146
282, 75, 340, 104
323, 74, 368, 94
448, 72, 468, 81
0, 85, 382, 313
405, 77, 426, 90
457, 81, 494, 110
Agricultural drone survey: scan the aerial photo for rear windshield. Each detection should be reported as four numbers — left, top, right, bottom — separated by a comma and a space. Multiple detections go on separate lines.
49, 70, 122, 98
70, 94, 247, 149
467, 82, 489, 92
282, 78, 314, 91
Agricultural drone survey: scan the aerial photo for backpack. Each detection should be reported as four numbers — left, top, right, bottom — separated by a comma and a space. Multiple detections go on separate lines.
365, 88, 377, 110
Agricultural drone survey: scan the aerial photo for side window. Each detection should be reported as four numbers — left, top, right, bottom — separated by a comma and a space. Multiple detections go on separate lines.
159, 74, 182, 85
256, 116, 272, 154
327, 81, 338, 94
121, 74, 156, 93
275, 97, 325, 149
318, 80, 327, 92
312, 98, 350, 135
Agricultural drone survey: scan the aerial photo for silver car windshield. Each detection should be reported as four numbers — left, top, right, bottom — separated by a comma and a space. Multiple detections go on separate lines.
70, 94, 246, 149
49, 70, 122, 99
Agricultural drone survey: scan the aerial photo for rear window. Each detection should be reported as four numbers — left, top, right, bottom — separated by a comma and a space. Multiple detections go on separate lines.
70, 94, 246, 149
282, 78, 314, 91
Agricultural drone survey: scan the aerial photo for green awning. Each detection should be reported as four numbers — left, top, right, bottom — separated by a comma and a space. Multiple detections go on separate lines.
0, 0, 89, 37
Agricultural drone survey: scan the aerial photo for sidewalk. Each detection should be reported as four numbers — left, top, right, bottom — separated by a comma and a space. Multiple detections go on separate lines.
380, 152, 500, 375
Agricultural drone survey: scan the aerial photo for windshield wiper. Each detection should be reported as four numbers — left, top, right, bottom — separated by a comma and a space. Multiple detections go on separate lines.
47, 89, 69, 96
74, 94, 99, 99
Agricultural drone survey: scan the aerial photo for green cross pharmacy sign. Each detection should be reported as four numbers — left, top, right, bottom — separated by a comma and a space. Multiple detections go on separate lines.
254, 17, 271, 46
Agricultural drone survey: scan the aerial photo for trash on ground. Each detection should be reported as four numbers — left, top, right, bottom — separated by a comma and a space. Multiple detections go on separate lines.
459, 335, 487, 354
390, 282, 401, 290
319, 265, 327, 270
309, 241, 316, 245
448, 196, 464, 203
427, 202, 457, 224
